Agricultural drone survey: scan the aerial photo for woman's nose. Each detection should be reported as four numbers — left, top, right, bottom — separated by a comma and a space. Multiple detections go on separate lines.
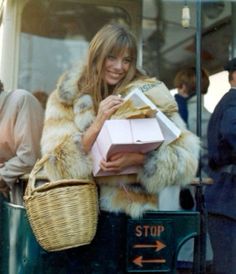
113, 59, 123, 70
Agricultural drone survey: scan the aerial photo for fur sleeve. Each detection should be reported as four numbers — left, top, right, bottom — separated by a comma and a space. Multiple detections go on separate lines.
137, 114, 200, 193
41, 91, 93, 181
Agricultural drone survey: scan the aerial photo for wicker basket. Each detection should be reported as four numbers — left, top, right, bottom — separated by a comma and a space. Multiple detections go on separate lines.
24, 155, 98, 252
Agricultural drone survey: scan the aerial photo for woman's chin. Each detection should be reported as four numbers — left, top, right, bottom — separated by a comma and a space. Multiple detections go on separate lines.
105, 79, 120, 86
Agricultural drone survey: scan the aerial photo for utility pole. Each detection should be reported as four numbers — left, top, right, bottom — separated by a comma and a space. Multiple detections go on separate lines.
193, 1, 207, 273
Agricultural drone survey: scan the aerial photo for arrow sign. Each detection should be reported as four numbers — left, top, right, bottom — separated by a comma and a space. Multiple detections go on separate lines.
133, 256, 166, 267
133, 240, 166, 252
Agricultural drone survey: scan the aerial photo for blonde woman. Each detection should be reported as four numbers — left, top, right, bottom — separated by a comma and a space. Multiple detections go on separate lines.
41, 24, 200, 273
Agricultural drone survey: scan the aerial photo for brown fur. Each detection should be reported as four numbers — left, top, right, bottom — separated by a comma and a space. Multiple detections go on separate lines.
41, 70, 200, 218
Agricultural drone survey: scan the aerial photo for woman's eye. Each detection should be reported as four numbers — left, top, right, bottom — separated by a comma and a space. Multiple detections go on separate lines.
123, 58, 131, 64
107, 55, 116, 60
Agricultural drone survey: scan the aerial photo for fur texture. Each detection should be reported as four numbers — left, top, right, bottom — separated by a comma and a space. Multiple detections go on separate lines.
41, 68, 200, 218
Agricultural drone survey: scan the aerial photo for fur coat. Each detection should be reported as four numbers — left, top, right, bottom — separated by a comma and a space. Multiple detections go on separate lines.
41, 69, 200, 218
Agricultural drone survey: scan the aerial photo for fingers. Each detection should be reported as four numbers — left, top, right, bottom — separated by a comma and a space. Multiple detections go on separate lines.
100, 96, 123, 109
102, 95, 123, 104
98, 95, 123, 119
100, 159, 121, 172
109, 153, 123, 161
95, 98, 123, 128
100, 153, 144, 173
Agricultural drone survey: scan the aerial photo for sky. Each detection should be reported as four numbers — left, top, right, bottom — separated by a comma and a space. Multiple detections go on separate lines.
205, 71, 230, 113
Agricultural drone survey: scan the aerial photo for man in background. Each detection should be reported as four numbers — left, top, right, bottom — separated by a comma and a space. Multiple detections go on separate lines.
0, 80, 44, 204
205, 58, 236, 274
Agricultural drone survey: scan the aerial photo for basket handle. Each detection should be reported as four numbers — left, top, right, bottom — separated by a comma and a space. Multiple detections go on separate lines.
26, 154, 50, 195
31, 178, 94, 193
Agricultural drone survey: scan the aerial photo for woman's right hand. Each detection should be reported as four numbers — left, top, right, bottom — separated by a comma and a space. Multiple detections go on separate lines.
82, 95, 123, 153
95, 95, 123, 130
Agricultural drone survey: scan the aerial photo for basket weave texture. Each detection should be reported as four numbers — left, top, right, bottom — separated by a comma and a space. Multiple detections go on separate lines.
24, 155, 98, 252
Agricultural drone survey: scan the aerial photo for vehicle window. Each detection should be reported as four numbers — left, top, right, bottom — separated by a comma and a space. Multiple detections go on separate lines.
18, 0, 131, 94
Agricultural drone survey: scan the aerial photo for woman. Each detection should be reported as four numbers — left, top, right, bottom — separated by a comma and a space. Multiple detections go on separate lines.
174, 67, 213, 273
174, 67, 211, 177
41, 24, 200, 273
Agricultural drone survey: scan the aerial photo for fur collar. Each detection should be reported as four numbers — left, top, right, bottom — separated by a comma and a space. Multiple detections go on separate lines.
55, 68, 178, 119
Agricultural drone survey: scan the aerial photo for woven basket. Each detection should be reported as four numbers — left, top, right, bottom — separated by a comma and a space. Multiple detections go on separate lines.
24, 155, 98, 252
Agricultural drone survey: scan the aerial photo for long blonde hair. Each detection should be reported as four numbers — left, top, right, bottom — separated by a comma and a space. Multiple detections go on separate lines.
77, 23, 146, 112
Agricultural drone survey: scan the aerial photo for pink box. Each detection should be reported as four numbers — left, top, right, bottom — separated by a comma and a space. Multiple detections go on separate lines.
91, 118, 164, 177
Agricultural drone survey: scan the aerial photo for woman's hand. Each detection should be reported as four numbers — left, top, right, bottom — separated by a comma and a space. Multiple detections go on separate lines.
82, 95, 123, 153
99, 152, 145, 173
95, 95, 123, 130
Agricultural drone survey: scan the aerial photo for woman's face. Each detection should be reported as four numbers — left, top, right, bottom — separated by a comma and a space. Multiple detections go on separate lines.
103, 50, 132, 86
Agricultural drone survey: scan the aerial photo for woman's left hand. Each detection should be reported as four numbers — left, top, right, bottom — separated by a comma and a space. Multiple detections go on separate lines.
99, 152, 145, 173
